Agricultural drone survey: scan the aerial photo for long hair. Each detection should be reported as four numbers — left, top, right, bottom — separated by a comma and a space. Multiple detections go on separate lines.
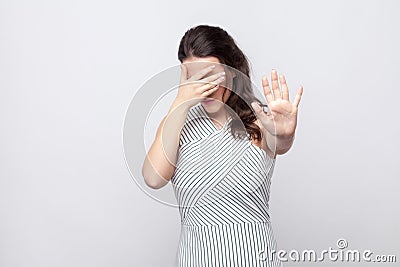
178, 25, 264, 142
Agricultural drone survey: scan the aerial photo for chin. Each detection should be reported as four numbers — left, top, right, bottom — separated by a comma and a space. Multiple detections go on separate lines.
201, 100, 224, 114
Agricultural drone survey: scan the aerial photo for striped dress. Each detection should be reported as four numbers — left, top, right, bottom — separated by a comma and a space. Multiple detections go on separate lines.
171, 103, 282, 267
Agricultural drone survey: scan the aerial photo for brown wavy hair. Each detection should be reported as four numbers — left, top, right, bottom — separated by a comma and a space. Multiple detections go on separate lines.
178, 24, 264, 142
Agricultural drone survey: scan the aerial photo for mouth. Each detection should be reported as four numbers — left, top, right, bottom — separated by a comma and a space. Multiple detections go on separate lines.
201, 99, 215, 104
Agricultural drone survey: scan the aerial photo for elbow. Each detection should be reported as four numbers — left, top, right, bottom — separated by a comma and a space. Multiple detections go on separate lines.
143, 176, 164, 190
142, 165, 168, 190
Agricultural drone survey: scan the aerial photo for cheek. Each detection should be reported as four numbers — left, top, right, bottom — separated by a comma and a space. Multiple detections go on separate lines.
214, 87, 225, 98
212, 87, 229, 103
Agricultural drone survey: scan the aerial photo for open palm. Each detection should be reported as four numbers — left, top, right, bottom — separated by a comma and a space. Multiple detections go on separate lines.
252, 69, 303, 137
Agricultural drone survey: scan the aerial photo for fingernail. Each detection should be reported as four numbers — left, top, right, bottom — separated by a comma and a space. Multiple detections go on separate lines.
210, 65, 216, 69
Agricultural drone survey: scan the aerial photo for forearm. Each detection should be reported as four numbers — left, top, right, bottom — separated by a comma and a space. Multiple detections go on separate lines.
142, 98, 189, 188
275, 134, 295, 155
264, 128, 295, 156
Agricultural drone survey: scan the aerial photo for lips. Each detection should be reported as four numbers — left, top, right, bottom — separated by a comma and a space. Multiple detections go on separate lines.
201, 99, 214, 104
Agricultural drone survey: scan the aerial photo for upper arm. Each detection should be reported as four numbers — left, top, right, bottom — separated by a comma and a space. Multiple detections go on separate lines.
142, 114, 176, 189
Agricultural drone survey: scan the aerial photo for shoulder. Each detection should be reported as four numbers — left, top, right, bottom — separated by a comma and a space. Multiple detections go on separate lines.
178, 103, 211, 147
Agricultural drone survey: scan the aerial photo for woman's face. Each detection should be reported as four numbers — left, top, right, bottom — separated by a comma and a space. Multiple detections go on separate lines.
182, 56, 232, 115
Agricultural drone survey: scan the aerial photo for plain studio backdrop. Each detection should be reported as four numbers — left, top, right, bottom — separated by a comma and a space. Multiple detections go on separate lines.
1, 0, 399, 266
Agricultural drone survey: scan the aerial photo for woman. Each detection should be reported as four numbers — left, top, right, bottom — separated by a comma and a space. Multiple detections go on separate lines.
142, 25, 303, 267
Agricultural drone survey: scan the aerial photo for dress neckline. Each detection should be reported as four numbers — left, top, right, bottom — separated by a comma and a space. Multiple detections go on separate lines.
198, 103, 232, 132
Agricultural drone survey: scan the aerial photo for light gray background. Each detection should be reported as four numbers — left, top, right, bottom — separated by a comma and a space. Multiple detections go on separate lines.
1, 0, 399, 266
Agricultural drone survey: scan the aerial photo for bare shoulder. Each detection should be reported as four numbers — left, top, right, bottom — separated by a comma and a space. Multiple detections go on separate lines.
252, 119, 276, 159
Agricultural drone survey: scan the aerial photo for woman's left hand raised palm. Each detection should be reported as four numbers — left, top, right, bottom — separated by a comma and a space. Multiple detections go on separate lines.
251, 69, 303, 138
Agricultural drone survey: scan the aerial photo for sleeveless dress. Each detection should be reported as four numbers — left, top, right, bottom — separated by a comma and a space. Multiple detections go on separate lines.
170, 103, 283, 267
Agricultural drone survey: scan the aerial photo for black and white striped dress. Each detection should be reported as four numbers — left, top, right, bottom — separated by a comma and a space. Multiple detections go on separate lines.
171, 103, 282, 267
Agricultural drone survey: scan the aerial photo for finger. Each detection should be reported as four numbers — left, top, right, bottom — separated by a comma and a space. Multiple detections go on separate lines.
189, 71, 224, 89
250, 102, 276, 134
201, 71, 226, 83
180, 64, 188, 84
293, 86, 303, 108
250, 102, 269, 120
201, 84, 220, 97
198, 75, 225, 94
271, 69, 281, 99
280, 74, 289, 101
262, 76, 274, 104
189, 64, 216, 81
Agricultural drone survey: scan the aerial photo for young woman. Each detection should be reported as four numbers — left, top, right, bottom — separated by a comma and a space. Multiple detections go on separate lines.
142, 25, 303, 267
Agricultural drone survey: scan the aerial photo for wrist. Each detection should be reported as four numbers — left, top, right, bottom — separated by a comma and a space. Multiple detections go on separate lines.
276, 133, 295, 141
170, 98, 191, 114
276, 133, 295, 151
262, 126, 295, 140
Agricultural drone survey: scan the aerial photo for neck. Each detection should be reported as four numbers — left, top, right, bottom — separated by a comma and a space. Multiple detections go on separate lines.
206, 107, 229, 126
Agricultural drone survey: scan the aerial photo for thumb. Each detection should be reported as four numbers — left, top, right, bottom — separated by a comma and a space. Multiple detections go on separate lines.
180, 64, 187, 84
251, 102, 273, 122
251, 102, 263, 116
